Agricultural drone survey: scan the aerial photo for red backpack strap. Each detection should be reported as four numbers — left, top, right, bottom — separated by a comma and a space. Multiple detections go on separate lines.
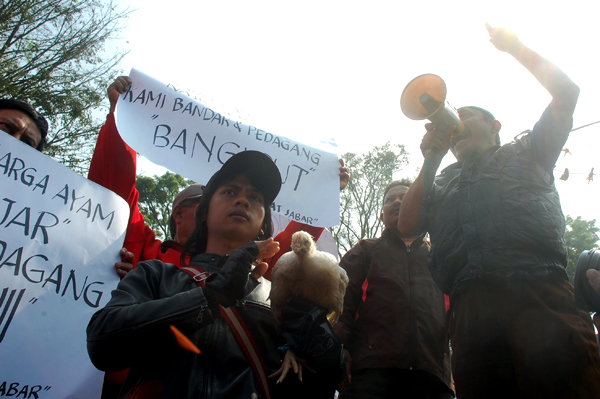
178, 265, 272, 399
220, 306, 272, 399
179, 266, 210, 286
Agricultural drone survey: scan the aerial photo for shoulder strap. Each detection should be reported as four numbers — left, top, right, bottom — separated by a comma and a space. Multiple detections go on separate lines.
179, 265, 272, 399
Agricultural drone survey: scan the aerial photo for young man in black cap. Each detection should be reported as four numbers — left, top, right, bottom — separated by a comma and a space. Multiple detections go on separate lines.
88, 77, 349, 395
87, 150, 345, 398
0, 99, 48, 151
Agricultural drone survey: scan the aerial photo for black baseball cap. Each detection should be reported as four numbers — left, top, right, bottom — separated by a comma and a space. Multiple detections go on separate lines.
206, 151, 282, 205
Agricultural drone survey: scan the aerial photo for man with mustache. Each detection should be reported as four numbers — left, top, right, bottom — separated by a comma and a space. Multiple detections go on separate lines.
334, 179, 453, 399
399, 25, 600, 398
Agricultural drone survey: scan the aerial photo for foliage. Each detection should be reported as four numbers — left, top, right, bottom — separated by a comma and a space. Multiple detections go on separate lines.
564, 215, 600, 282
329, 142, 409, 257
136, 172, 194, 240
0, 0, 131, 173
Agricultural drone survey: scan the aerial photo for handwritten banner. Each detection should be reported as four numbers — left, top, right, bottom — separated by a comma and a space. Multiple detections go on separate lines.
116, 68, 340, 227
0, 134, 129, 398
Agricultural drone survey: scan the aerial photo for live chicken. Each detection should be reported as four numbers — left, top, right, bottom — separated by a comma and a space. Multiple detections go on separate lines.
270, 231, 349, 325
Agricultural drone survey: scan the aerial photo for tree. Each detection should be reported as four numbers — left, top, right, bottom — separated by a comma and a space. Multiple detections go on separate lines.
564, 215, 600, 282
136, 172, 194, 240
329, 142, 409, 257
0, 0, 131, 173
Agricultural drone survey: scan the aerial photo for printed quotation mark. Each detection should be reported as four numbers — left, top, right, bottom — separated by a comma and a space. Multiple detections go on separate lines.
62, 219, 71, 224
29, 297, 38, 304
151, 114, 159, 120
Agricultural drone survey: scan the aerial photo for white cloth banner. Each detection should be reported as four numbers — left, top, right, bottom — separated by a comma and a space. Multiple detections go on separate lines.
116, 68, 340, 227
0, 135, 129, 399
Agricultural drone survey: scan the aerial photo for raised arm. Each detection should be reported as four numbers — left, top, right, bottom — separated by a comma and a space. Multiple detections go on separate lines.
487, 24, 580, 118
487, 24, 579, 170
398, 123, 451, 238
88, 76, 136, 202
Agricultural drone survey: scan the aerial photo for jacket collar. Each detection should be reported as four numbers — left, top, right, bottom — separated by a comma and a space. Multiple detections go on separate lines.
161, 239, 183, 253
382, 228, 425, 247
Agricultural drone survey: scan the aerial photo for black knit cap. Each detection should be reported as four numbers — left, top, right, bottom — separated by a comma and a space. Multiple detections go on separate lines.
0, 99, 48, 151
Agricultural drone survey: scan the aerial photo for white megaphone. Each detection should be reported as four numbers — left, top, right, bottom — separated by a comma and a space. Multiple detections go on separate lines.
400, 74, 464, 154
400, 74, 463, 200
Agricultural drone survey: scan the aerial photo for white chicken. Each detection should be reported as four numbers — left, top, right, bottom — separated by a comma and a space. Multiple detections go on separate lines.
270, 230, 349, 325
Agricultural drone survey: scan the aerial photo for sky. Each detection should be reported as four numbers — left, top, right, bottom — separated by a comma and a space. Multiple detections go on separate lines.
110, 0, 600, 224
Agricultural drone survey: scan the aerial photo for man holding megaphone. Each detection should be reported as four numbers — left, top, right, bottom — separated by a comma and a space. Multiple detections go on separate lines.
399, 25, 600, 399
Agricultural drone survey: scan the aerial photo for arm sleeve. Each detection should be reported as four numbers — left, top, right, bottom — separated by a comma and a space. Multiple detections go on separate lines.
265, 221, 325, 280
279, 297, 346, 385
86, 261, 214, 371
333, 242, 367, 347
88, 114, 137, 202
87, 113, 162, 266
529, 105, 574, 174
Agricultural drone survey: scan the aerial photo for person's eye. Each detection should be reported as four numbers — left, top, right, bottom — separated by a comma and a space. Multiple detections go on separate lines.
22, 137, 35, 148
250, 194, 263, 203
0, 123, 10, 133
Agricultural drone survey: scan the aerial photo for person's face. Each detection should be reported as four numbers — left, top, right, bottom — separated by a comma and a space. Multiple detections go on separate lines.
450, 107, 497, 161
0, 109, 42, 150
380, 185, 409, 230
173, 201, 200, 245
205, 174, 266, 244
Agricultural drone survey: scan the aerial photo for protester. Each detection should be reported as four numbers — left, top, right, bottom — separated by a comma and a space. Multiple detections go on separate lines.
0, 99, 47, 151
87, 76, 349, 396
335, 179, 453, 399
398, 25, 600, 398
87, 150, 345, 398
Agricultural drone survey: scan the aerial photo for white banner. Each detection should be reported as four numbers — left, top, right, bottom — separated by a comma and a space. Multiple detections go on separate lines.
0, 134, 129, 398
116, 68, 340, 227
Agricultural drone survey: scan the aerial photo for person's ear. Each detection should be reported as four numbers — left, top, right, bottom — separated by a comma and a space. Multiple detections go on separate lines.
492, 120, 502, 135
173, 205, 184, 224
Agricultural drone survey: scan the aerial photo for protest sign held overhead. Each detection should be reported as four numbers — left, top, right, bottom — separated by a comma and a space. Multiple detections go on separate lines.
115, 69, 340, 227
0, 134, 129, 399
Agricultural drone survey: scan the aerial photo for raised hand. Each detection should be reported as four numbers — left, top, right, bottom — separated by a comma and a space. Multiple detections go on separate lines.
339, 158, 350, 191
420, 122, 452, 160
108, 76, 132, 113
485, 23, 522, 54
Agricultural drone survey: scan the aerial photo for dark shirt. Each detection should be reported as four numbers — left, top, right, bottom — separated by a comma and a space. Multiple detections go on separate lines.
429, 106, 571, 294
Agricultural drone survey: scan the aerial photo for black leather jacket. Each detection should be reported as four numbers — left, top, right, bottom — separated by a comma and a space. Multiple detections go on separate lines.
429, 133, 568, 294
87, 243, 343, 398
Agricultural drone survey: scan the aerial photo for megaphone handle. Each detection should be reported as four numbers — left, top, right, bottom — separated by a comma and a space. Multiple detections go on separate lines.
421, 153, 438, 205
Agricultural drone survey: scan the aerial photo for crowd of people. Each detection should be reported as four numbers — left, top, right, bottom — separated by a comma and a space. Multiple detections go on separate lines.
3, 24, 600, 399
